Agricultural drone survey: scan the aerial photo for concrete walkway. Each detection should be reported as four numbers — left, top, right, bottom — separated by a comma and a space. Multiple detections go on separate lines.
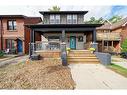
69, 64, 127, 89
0, 55, 28, 67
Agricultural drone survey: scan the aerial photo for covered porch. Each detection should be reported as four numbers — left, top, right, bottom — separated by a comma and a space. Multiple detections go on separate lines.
27, 24, 101, 49
26, 24, 102, 65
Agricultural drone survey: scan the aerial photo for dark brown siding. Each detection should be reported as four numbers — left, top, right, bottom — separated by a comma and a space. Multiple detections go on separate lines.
24, 17, 42, 53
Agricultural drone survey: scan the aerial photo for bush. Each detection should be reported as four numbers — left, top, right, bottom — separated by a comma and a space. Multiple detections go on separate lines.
0, 50, 4, 57
121, 38, 127, 52
89, 48, 95, 51
66, 48, 71, 51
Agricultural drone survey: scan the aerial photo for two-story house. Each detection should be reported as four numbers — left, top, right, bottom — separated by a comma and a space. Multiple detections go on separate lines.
26, 11, 102, 52
0, 15, 42, 54
96, 18, 127, 53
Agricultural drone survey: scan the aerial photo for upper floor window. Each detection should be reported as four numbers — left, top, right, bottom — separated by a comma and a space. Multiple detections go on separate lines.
7, 20, 17, 30
67, 15, 77, 24
50, 15, 60, 24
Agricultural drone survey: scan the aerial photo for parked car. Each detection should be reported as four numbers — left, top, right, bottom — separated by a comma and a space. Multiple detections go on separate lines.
120, 52, 127, 58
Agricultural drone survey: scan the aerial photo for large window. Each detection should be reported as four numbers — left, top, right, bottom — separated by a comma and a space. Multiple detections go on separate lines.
6, 39, 15, 49
7, 20, 17, 30
50, 15, 60, 24
67, 15, 77, 24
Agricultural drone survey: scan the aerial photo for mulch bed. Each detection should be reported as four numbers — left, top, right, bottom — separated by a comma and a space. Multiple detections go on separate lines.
0, 58, 75, 89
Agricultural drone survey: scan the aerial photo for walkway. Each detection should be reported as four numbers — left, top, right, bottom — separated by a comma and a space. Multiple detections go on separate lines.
0, 55, 28, 67
69, 64, 127, 89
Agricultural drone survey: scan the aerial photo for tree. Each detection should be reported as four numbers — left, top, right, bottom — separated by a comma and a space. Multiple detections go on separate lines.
108, 15, 122, 23
48, 6, 60, 11
84, 17, 104, 24
121, 38, 127, 52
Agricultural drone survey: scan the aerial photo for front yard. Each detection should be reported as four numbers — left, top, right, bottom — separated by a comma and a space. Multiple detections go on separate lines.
0, 58, 75, 89
107, 63, 127, 78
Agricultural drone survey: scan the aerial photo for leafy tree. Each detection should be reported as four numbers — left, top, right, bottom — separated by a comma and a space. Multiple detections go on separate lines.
84, 17, 104, 24
48, 6, 60, 11
108, 15, 122, 23
121, 38, 127, 52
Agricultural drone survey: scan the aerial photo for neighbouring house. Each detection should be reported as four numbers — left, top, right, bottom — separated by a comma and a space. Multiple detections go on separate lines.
0, 15, 42, 54
26, 11, 102, 53
96, 17, 127, 53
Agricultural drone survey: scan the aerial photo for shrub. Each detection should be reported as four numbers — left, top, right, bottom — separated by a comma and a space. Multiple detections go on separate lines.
89, 48, 95, 51
121, 38, 127, 52
0, 50, 4, 57
66, 48, 71, 51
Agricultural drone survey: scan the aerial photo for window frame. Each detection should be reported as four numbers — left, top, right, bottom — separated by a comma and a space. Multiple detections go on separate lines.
67, 14, 77, 24
50, 15, 60, 24
6, 39, 15, 49
7, 20, 17, 31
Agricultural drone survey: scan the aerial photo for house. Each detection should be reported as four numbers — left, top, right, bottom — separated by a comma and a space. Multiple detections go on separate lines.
96, 17, 127, 53
0, 15, 42, 54
26, 11, 102, 51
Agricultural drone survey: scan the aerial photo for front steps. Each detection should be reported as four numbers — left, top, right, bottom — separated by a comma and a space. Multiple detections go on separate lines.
67, 50, 100, 64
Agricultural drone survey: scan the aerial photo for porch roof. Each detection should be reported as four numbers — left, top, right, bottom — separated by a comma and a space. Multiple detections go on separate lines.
26, 24, 102, 29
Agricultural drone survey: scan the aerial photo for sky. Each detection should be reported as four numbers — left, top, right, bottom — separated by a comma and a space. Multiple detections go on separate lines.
0, 5, 127, 20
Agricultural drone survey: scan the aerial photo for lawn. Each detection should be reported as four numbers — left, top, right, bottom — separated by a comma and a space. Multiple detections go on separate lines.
0, 58, 75, 89
107, 63, 127, 78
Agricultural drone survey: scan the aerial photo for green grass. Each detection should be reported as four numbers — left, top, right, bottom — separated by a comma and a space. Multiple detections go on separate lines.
107, 63, 127, 77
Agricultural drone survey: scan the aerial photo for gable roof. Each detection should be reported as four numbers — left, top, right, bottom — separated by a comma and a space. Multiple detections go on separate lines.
96, 17, 127, 30
0, 15, 27, 18
111, 17, 127, 30
96, 20, 112, 30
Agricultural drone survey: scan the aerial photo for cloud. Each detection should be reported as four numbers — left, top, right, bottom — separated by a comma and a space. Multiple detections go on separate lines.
0, 5, 126, 20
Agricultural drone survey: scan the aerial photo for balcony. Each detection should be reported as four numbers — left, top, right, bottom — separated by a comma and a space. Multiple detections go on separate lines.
97, 32, 121, 41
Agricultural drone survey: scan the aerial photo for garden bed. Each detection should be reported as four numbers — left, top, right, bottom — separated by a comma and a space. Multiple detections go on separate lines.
0, 58, 75, 89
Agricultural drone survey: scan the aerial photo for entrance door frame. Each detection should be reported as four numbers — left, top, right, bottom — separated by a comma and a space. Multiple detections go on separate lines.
17, 39, 23, 53
70, 36, 76, 49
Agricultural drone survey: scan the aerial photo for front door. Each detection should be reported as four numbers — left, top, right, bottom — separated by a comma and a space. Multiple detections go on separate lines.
17, 39, 23, 53
70, 36, 76, 49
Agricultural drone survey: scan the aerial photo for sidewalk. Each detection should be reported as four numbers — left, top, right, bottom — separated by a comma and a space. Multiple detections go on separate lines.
112, 56, 127, 69
0, 55, 28, 67
69, 64, 127, 89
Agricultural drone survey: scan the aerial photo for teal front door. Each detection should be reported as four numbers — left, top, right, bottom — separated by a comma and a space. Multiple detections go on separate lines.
70, 36, 76, 49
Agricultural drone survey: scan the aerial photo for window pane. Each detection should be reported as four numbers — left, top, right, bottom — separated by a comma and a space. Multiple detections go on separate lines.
11, 40, 15, 49
55, 15, 60, 24
50, 15, 55, 24
73, 15, 77, 24
13, 21, 17, 30
67, 15, 72, 24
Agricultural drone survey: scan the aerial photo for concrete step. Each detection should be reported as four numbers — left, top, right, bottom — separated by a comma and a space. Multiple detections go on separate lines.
67, 58, 99, 62
67, 57, 97, 59
69, 50, 91, 53
68, 54, 96, 57
68, 61, 100, 64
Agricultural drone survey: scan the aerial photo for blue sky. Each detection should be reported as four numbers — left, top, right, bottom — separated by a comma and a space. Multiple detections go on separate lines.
0, 5, 127, 20
105, 6, 127, 19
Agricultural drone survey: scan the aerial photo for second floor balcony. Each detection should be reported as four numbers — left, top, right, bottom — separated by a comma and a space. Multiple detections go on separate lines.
97, 32, 121, 41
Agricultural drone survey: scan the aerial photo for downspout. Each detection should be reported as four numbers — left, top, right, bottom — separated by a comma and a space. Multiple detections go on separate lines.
0, 17, 3, 50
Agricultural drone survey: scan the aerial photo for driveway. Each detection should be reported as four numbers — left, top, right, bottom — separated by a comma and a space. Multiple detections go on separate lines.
69, 64, 127, 89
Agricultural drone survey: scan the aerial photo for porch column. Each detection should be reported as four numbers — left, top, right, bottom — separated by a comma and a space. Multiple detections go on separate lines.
61, 30, 67, 66
93, 29, 96, 43
91, 29, 98, 51
62, 30, 65, 42
29, 29, 35, 58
